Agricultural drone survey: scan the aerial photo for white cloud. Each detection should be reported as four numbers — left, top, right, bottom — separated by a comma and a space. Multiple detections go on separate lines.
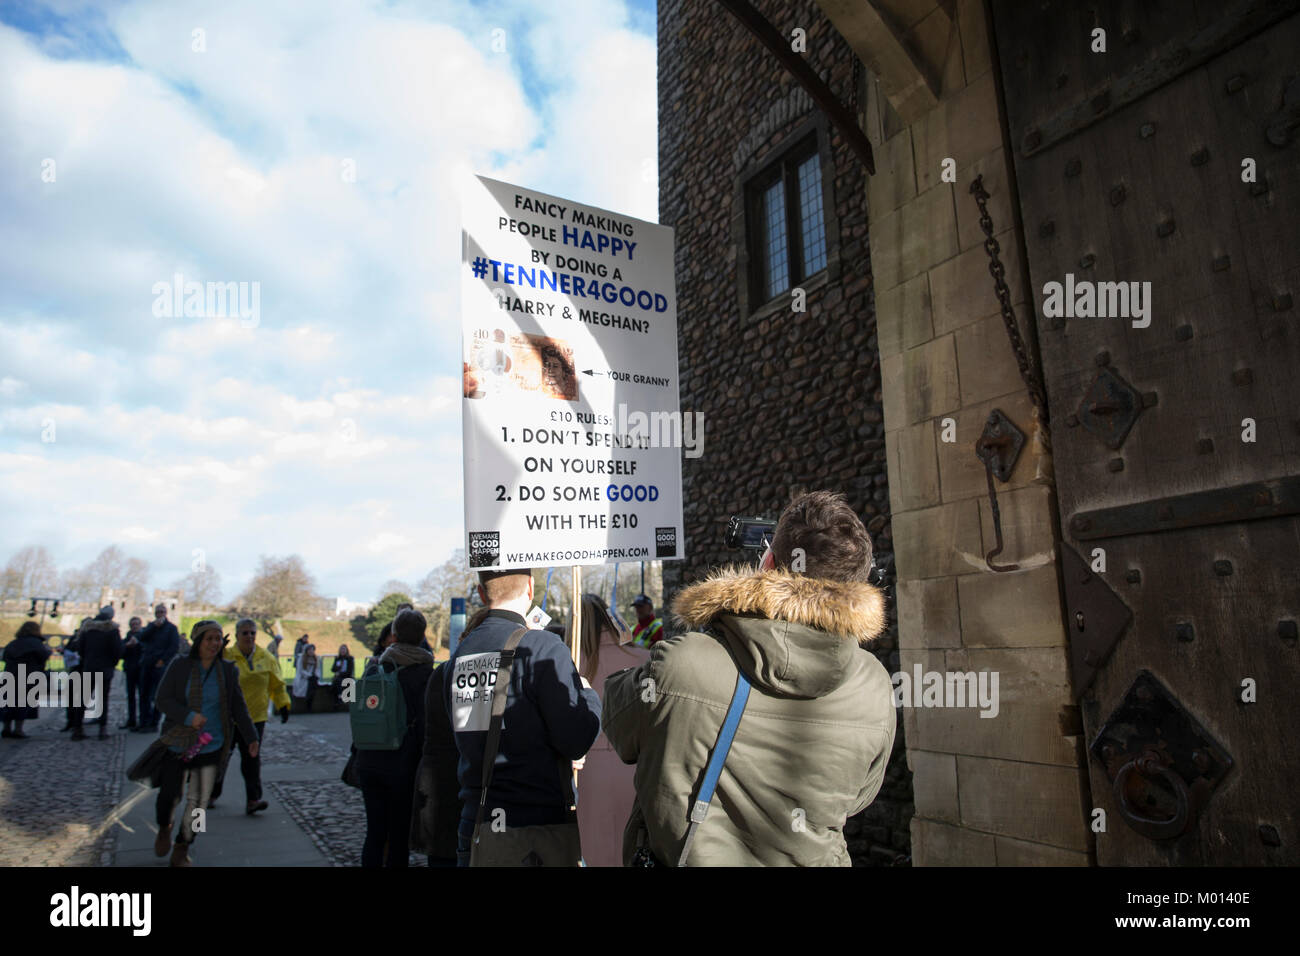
280, 396, 336, 422
272, 433, 321, 455
0, 0, 657, 599
367, 532, 409, 553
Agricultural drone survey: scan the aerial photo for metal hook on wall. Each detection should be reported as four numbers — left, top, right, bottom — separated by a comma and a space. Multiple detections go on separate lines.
975, 409, 1026, 572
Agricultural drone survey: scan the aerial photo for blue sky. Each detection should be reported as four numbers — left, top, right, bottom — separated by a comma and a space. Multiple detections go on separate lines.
0, 0, 659, 603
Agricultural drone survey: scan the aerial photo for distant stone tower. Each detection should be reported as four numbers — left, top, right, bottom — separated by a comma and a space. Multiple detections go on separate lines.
99, 586, 143, 620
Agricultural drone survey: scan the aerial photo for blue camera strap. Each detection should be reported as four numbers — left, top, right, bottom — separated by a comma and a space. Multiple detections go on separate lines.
676, 667, 752, 866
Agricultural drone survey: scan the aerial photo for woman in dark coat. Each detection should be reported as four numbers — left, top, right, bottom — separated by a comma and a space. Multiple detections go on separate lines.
356, 609, 434, 867
330, 644, 355, 710
152, 620, 258, 866
2, 621, 51, 738
331, 643, 355, 685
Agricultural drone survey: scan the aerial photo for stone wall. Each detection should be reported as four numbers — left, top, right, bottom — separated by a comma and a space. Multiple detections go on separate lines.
829, 0, 1094, 864
659, 0, 913, 865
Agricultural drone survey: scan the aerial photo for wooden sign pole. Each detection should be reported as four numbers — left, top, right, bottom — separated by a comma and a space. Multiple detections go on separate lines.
569, 564, 583, 796
570, 564, 582, 676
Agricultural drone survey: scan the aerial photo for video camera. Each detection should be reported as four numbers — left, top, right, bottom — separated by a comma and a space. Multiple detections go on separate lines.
726, 512, 886, 585
725, 515, 777, 551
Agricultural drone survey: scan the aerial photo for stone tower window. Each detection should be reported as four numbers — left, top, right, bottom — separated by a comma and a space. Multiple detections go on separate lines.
744, 133, 827, 306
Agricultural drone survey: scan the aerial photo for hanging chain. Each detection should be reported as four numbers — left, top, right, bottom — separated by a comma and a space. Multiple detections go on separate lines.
969, 174, 1047, 573
851, 56, 862, 120
969, 175, 1050, 423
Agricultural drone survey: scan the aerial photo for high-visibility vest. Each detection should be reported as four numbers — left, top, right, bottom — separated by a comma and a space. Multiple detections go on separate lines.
632, 618, 663, 648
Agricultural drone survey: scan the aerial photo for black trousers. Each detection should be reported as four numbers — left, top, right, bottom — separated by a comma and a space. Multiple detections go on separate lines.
360, 766, 416, 868
457, 818, 474, 867
210, 721, 266, 804
124, 665, 140, 725
139, 664, 163, 727
69, 670, 112, 729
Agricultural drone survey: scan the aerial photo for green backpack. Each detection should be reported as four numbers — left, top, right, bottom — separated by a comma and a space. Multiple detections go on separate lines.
350, 660, 408, 751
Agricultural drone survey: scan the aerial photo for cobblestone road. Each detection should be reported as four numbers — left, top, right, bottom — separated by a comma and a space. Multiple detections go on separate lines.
0, 681, 127, 866
264, 726, 424, 867
1, 680, 428, 866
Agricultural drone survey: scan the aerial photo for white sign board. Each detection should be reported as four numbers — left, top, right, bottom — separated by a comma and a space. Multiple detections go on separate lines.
460, 175, 685, 570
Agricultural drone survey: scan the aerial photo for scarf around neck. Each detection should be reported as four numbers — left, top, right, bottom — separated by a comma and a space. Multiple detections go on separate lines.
161, 657, 229, 762
380, 642, 433, 669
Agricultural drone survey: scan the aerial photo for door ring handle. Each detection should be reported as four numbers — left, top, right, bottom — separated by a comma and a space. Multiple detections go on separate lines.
1113, 750, 1193, 840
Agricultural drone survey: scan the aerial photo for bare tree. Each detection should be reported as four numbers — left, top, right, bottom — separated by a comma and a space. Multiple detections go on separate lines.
414, 549, 480, 646
413, 567, 441, 608
425, 604, 451, 647
77, 545, 151, 602
377, 579, 413, 603
58, 566, 95, 603
172, 567, 224, 608
235, 554, 320, 636
2, 545, 58, 601
123, 556, 150, 593
82, 545, 127, 595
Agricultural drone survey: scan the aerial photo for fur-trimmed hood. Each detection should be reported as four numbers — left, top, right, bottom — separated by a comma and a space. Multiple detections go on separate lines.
672, 566, 887, 644
670, 566, 887, 699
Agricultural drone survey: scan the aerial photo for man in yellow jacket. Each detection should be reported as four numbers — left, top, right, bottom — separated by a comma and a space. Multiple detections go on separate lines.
212, 618, 292, 814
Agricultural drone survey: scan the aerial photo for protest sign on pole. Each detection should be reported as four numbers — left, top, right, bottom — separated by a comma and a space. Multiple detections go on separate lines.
460, 175, 689, 571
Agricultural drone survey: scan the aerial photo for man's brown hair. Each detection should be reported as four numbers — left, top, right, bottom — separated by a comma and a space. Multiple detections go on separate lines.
769, 490, 873, 582
478, 568, 532, 604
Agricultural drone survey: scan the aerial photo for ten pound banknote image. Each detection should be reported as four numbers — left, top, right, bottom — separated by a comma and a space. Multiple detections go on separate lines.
465, 329, 579, 402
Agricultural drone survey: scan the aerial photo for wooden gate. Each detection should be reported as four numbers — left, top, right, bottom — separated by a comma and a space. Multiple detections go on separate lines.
991, 0, 1300, 864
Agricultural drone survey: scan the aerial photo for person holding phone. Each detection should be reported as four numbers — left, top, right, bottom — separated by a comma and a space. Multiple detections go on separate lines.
137, 603, 181, 732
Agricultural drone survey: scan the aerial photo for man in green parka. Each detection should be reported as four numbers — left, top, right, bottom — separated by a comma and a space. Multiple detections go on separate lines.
603, 490, 896, 866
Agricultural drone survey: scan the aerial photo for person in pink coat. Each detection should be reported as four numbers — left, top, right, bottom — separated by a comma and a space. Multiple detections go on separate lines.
574, 593, 650, 867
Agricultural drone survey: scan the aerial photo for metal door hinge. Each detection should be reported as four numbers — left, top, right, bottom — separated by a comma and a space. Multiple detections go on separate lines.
1061, 544, 1132, 697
